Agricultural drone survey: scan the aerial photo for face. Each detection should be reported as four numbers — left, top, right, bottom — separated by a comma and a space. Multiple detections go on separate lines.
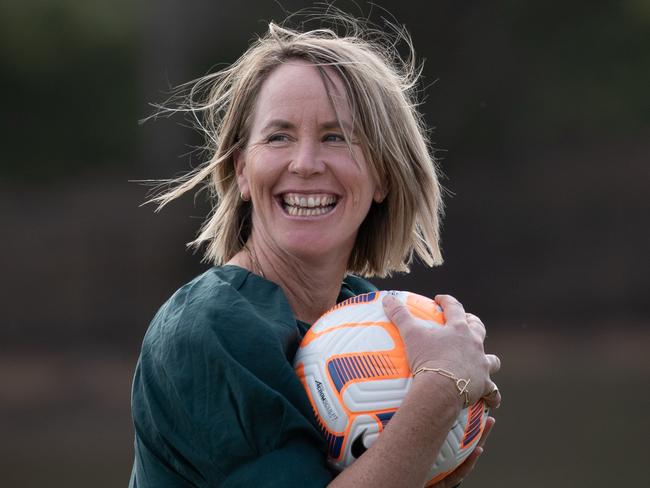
236, 60, 384, 264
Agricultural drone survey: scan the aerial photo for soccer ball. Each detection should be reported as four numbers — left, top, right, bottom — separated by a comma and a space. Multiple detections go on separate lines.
293, 290, 488, 485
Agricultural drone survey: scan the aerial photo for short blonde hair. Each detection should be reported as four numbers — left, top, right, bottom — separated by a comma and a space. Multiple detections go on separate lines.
149, 13, 444, 277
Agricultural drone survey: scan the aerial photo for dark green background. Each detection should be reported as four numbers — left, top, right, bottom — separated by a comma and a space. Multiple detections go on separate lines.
1, 1, 648, 486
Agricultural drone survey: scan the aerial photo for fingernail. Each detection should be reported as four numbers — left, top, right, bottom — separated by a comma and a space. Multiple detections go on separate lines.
475, 447, 484, 456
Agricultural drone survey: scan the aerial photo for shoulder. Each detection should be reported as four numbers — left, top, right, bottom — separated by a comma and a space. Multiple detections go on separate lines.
140, 265, 300, 373
131, 267, 331, 485
141, 267, 244, 353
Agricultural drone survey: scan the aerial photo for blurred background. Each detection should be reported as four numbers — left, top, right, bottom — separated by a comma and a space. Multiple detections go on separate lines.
1, 0, 648, 486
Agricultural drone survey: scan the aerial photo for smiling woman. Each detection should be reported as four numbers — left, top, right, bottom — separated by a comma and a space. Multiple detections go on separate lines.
148, 19, 443, 278
233, 60, 385, 307
130, 10, 501, 488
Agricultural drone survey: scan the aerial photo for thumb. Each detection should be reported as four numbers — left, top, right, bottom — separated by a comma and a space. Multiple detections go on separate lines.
382, 294, 415, 332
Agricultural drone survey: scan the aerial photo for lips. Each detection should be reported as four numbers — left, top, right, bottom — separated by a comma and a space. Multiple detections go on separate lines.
280, 192, 338, 217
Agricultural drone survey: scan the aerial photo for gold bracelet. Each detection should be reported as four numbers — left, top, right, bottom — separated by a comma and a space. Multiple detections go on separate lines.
413, 367, 471, 409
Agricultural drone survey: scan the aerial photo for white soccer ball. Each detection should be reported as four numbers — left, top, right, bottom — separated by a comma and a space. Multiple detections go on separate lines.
293, 290, 489, 485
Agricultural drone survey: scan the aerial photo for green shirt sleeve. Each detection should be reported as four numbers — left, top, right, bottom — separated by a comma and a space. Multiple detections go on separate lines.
130, 267, 376, 487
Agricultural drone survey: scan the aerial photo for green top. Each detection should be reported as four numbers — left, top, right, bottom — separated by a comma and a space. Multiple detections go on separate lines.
129, 265, 377, 487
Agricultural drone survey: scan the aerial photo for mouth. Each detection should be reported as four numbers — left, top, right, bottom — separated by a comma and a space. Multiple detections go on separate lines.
279, 192, 339, 217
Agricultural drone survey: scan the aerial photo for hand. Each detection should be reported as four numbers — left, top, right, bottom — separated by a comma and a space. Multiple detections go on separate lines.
382, 294, 501, 408
427, 416, 496, 488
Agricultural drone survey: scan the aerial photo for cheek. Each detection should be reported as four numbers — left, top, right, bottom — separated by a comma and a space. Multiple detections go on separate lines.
246, 149, 283, 193
343, 170, 376, 206
345, 152, 376, 200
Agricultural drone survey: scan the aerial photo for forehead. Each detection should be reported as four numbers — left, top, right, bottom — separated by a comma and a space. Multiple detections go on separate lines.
251, 60, 351, 126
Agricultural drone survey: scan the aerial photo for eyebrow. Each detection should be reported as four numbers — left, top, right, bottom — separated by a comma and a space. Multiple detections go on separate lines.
260, 118, 354, 133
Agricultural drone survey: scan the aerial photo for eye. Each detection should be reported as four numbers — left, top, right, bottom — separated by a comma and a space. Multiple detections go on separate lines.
267, 133, 291, 144
323, 133, 346, 143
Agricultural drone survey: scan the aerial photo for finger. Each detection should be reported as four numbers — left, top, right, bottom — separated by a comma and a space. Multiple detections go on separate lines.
478, 416, 495, 448
487, 354, 501, 374
466, 312, 486, 340
483, 381, 501, 409
434, 295, 466, 325
382, 294, 415, 331
432, 417, 493, 488
485, 389, 502, 409
441, 446, 483, 486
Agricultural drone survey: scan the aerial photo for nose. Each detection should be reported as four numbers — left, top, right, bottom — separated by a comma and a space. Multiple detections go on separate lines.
288, 140, 325, 177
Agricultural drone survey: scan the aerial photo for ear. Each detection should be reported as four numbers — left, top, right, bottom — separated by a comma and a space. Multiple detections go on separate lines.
234, 149, 251, 201
373, 185, 388, 204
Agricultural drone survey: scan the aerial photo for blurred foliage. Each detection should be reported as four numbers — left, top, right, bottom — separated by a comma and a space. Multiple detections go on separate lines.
0, 0, 137, 180
421, 0, 650, 157
0, 0, 648, 183
504, 0, 650, 142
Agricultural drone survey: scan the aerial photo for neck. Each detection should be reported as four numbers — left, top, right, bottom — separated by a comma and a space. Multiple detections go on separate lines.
228, 235, 349, 324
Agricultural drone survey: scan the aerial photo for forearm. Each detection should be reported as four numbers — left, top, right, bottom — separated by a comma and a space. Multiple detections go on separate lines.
328, 373, 461, 488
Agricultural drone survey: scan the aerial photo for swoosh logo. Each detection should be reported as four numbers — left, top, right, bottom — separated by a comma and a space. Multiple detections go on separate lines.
351, 429, 368, 458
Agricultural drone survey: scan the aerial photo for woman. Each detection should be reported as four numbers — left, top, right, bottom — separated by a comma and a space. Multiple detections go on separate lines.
130, 15, 501, 488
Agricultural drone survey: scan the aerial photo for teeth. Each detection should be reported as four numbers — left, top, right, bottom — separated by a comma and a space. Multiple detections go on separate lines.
285, 205, 334, 217
282, 193, 338, 209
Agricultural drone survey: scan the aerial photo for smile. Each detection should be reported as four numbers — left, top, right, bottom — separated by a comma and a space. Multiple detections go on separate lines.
280, 193, 338, 217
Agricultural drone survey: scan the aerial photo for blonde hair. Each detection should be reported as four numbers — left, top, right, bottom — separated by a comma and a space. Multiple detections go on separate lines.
148, 12, 444, 277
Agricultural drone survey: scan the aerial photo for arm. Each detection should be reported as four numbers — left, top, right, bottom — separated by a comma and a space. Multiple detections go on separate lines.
329, 294, 501, 488
330, 372, 461, 487
130, 280, 334, 488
